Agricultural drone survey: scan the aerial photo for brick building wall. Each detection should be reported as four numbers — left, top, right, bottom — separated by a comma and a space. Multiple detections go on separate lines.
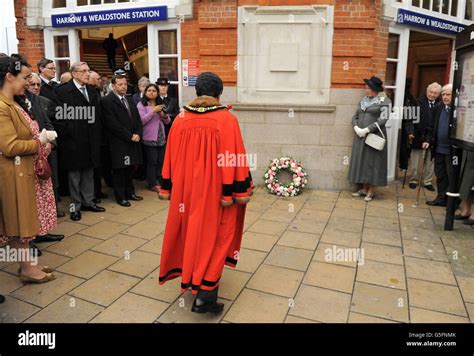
180, 0, 389, 88
14, 0, 45, 67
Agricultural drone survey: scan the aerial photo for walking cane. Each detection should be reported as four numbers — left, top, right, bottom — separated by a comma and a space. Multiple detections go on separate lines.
415, 148, 427, 206
402, 135, 413, 189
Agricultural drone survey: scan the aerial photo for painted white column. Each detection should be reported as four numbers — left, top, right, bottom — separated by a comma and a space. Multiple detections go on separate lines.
0, 0, 19, 54
387, 25, 410, 181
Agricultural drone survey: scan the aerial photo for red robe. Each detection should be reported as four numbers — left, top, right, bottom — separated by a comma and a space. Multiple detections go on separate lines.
158, 96, 253, 294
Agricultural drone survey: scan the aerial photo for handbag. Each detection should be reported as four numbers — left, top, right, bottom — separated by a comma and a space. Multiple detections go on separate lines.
35, 143, 52, 180
365, 123, 386, 151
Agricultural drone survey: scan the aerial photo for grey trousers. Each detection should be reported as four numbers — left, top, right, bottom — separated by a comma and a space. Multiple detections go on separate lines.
68, 168, 95, 212
409, 149, 434, 185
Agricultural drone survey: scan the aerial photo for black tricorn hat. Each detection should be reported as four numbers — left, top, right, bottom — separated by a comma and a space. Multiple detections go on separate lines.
363, 76, 384, 92
156, 77, 169, 85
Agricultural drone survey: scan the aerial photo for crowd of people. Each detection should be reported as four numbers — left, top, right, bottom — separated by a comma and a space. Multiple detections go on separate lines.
0, 53, 180, 284
0, 53, 253, 313
348, 76, 474, 226
0, 53, 471, 313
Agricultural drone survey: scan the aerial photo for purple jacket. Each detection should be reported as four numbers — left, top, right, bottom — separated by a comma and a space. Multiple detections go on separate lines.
137, 101, 171, 142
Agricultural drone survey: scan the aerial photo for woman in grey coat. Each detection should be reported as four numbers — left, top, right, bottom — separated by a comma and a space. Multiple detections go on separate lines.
348, 76, 392, 201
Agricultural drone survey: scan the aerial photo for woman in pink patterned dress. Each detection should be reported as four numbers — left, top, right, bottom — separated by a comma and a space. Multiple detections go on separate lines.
18, 105, 58, 234
0, 54, 55, 284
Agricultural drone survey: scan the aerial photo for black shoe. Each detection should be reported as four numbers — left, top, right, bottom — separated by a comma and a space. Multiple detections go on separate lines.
191, 298, 224, 314
463, 217, 474, 225
455, 213, 471, 220
426, 199, 447, 207
35, 234, 65, 243
408, 182, 417, 189
92, 197, 101, 204
29, 242, 42, 257
117, 200, 131, 207
423, 184, 435, 192
70, 211, 82, 221
57, 211, 66, 218
0, 295, 5, 304
81, 205, 105, 212
127, 195, 143, 201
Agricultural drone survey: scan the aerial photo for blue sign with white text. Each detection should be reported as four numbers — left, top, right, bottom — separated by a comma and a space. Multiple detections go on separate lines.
397, 8, 466, 35
52, 6, 168, 27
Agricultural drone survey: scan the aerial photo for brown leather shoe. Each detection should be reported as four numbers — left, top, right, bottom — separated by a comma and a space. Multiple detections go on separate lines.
20, 272, 56, 284
18, 266, 54, 275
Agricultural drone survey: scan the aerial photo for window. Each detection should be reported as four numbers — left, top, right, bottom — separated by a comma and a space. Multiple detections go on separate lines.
385, 33, 401, 104
77, 0, 133, 5
53, 35, 71, 79
466, 0, 474, 19
157, 30, 178, 82
52, 0, 66, 8
412, 0, 458, 16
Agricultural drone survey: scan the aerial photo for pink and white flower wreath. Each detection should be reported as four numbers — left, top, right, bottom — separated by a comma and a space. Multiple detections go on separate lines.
263, 157, 308, 196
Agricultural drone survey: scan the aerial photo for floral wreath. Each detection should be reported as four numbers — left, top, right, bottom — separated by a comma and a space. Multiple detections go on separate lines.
264, 157, 308, 196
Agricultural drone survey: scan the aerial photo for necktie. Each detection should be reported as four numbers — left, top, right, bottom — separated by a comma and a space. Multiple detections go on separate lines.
121, 97, 131, 117
80, 86, 89, 102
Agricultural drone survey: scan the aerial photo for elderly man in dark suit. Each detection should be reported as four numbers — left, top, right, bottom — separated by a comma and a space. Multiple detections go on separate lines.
53, 62, 105, 221
407, 82, 441, 191
101, 74, 143, 207
425, 84, 453, 207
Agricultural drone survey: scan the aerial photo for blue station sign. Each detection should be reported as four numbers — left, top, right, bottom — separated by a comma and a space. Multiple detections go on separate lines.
397, 8, 466, 35
52, 6, 168, 27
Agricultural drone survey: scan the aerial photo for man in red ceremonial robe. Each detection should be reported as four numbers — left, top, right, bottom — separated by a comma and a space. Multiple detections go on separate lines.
158, 72, 254, 314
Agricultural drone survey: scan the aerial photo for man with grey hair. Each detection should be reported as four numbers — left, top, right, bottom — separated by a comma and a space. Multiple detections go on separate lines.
53, 61, 105, 221
408, 82, 442, 191
425, 84, 453, 207
132, 76, 150, 105
60, 71, 72, 84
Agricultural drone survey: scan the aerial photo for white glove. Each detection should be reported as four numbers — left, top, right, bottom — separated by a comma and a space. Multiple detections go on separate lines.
38, 129, 49, 144
359, 127, 370, 138
45, 130, 58, 141
354, 126, 368, 138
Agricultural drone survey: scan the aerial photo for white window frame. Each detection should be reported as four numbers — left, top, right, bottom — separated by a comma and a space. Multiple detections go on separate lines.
386, 25, 411, 182
389, 0, 472, 25
148, 22, 182, 107
44, 27, 80, 80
